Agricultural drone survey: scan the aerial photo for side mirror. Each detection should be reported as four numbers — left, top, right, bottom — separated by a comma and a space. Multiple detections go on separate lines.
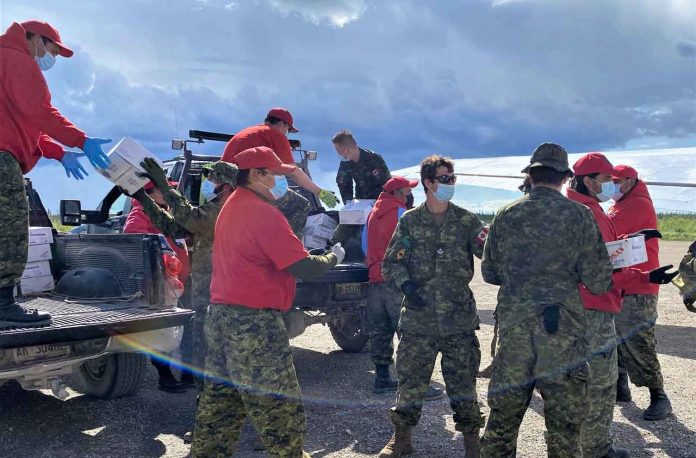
60, 199, 82, 226
171, 139, 185, 151
306, 150, 318, 161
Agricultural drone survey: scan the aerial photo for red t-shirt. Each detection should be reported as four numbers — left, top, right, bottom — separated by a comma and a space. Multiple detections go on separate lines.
210, 187, 308, 311
221, 124, 294, 165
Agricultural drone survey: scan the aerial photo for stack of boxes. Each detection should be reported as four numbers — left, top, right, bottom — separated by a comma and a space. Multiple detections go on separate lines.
19, 227, 55, 294
338, 199, 374, 225
303, 213, 338, 250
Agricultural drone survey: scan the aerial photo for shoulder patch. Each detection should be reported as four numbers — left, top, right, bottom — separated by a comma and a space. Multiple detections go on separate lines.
396, 248, 406, 260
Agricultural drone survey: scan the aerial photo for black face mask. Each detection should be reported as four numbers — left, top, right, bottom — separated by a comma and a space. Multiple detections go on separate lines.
406, 193, 414, 209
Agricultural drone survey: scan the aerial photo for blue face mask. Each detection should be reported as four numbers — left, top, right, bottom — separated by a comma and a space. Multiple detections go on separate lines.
270, 175, 288, 199
611, 183, 624, 201
201, 179, 217, 201
592, 179, 615, 202
433, 184, 455, 202
34, 40, 56, 71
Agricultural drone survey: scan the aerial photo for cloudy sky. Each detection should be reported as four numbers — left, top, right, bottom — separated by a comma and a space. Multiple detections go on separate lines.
2, 0, 695, 211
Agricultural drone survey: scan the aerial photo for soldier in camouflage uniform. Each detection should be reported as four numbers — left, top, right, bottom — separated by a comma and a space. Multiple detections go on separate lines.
135, 158, 238, 382
331, 130, 391, 245
191, 147, 344, 458
674, 240, 696, 313
379, 155, 487, 458
480, 143, 614, 458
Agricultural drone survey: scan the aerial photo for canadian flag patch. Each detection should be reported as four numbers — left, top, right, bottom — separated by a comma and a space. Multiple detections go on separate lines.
475, 226, 490, 246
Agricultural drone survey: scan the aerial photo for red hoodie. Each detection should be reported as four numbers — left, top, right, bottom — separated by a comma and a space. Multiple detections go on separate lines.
0, 22, 86, 173
608, 180, 660, 295
123, 199, 191, 282
366, 192, 407, 284
566, 188, 648, 313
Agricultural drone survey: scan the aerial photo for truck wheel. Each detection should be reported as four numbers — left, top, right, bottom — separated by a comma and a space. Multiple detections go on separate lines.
78, 353, 146, 399
328, 315, 368, 353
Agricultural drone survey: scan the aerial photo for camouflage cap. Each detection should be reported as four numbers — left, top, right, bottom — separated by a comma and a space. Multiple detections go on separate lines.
521, 143, 573, 175
202, 161, 238, 187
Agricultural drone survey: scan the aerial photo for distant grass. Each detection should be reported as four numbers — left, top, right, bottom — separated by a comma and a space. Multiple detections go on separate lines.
658, 213, 696, 241
477, 212, 695, 242
49, 215, 72, 233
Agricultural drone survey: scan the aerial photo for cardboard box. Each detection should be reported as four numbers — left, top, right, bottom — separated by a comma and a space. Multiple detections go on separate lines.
338, 199, 375, 225
304, 234, 329, 250
18, 274, 55, 295
21, 260, 52, 279
605, 236, 648, 269
306, 213, 338, 230
97, 137, 164, 194
305, 224, 335, 240
27, 243, 53, 262
28, 226, 53, 245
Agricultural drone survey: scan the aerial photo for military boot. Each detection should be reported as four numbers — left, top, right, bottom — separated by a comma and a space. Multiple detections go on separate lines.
643, 388, 672, 421
424, 385, 445, 401
477, 364, 492, 378
463, 430, 480, 457
0, 286, 52, 328
601, 446, 630, 458
616, 372, 632, 402
374, 364, 399, 394
379, 425, 414, 457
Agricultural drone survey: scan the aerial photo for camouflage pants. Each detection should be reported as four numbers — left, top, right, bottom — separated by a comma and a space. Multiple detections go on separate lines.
391, 331, 484, 434
481, 312, 589, 458
192, 304, 306, 458
615, 294, 663, 388
367, 282, 402, 366
188, 296, 208, 385
580, 310, 619, 458
0, 153, 28, 289
274, 189, 310, 238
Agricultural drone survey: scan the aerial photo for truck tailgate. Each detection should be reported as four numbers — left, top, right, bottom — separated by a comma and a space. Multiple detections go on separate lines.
0, 297, 193, 349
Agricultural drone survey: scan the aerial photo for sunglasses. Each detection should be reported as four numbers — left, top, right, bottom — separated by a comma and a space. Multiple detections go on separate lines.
434, 174, 457, 184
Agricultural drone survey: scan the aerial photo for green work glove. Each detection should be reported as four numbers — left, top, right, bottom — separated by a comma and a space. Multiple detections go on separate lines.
140, 157, 169, 189
319, 189, 339, 208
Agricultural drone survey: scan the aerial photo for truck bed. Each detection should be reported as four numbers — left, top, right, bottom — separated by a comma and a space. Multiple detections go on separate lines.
0, 297, 193, 349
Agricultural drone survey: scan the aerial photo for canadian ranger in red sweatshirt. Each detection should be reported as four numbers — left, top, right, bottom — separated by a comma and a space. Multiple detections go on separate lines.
609, 164, 673, 421
0, 20, 112, 328
567, 153, 677, 458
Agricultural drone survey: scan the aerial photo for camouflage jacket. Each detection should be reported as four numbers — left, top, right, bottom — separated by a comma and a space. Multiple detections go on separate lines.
382, 202, 488, 335
139, 187, 224, 308
336, 148, 391, 203
481, 186, 613, 330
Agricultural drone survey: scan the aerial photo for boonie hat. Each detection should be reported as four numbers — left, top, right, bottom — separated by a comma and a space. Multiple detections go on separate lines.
267, 107, 298, 133
21, 20, 73, 57
612, 164, 638, 180
573, 152, 614, 176
384, 176, 419, 193
521, 143, 573, 175
202, 161, 238, 187
233, 146, 296, 174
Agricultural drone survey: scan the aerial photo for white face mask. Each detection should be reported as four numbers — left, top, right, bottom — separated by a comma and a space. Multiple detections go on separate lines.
592, 179, 615, 202
34, 39, 56, 71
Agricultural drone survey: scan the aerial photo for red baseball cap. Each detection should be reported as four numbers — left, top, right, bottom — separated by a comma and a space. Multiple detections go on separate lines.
232, 146, 296, 174
267, 107, 298, 133
573, 152, 614, 176
384, 176, 418, 193
21, 20, 73, 57
612, 164, 638, 180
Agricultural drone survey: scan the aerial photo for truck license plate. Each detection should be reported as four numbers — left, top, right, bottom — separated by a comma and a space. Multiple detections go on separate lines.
335, 283, 362, 299
14, 344, 70, 363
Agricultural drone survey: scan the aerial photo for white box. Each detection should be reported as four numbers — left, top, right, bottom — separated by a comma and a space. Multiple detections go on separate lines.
306, 213, 338, 230
305, 224, 335, 240
28, 226, 53, 245
606, 235, 648, 269
97, 137, 164, 194
18, 274, 55, 295
27, 243, 52, 262
304, 234, 329, 250
339, 199, 375, 225
21, 260, 52, 279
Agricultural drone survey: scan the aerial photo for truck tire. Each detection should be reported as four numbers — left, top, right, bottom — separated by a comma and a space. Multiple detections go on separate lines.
328, 315, 368, 353
78, 353, 146, 399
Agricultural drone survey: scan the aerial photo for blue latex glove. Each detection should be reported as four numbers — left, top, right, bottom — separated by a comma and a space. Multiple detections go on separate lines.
80, 137, 112, 169
60, 151, 88, 180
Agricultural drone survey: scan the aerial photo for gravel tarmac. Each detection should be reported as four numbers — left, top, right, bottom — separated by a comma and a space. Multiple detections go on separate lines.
0, 240, 694, 457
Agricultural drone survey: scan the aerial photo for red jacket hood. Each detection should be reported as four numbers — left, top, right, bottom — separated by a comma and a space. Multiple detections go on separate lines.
366, 192, 407, 283
0, 23, 31, 55
617, 180, 652, 204
566, 188, 617, 242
